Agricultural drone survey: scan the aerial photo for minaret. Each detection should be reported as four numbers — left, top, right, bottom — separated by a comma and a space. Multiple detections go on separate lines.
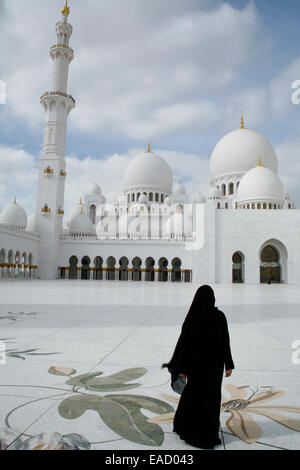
36, 1, 75, 279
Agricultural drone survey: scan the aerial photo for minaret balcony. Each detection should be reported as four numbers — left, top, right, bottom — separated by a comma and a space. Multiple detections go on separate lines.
60, 170, 67, 177
44, 167, 54, 177
41, 206, 51, 216
40, 91, 76, 105
57, 208, 65, 216
50, 44, 74, 54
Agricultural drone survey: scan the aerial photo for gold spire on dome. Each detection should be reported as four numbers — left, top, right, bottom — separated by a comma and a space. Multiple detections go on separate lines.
147, 140, 151, 153
61, 0, 70, 17
256, 155, 264, 167
240, 111, 244, 129
13, 197, 16, 205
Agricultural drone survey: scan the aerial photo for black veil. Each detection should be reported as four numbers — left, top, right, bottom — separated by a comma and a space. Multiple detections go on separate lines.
162, 285, 217, 383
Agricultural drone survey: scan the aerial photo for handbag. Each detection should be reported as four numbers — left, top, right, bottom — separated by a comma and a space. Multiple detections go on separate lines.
171, 374, 187, 394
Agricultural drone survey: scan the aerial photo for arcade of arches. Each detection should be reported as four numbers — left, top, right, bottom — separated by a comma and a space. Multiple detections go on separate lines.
59, 256, 192, 283
0, 249, 37, 278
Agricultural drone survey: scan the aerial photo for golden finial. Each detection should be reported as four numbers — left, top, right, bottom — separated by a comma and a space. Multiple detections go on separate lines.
13, 197, 16, 205
62, 0, 70, 17
80, 198, 83, 205
258, 155, 262, 167
240, 111, 244, 129
147, 140, 151, 153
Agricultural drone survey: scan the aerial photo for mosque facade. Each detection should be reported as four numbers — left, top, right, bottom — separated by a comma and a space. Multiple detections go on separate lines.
0, 3, 299, 285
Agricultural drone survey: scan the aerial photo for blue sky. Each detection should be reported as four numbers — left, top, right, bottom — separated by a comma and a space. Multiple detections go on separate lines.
1, 0, 300, 215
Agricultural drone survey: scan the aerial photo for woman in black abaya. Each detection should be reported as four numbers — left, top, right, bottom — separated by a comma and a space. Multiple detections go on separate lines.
162, 285, 234, 449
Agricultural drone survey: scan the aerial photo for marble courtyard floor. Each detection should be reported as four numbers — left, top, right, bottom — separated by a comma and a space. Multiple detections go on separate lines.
0, 279, 300, 451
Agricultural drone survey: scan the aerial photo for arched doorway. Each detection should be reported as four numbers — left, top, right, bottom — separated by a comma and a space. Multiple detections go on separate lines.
15, 252, 21, 278
89, 204, 96, 224
81, 256, 91, 280
145, 257, 155, 281
132, 257, 142, 281
0, 249, 5, 278
119, 257, 129, 281
232, 252, 244, 283
171, 258, 182, 282
158, 258, 168, 282
94, 256, 103, 280
69, 256, 78, 279
107, 257, 116, 280
260, 245, 281, 284
28, 253, 33, 278
8, 250, 13, 277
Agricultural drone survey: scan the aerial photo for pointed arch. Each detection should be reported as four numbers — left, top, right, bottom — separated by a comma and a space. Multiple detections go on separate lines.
259, 239, 288, 284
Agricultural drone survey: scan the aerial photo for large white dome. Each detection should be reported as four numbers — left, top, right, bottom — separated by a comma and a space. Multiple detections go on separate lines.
210, 128, 278, 180
237, 164, 285, 206
124, 151, 173, 192
0, 200, 27, 229
69, 211, 94, 235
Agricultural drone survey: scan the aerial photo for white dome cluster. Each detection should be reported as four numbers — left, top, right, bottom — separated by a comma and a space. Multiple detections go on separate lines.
0, 200, 27, 230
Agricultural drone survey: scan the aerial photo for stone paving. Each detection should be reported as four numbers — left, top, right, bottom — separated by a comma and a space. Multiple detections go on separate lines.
0, 279, 300, 450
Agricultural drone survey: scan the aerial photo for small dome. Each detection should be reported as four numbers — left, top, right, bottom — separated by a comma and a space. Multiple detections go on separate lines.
66, 202, 83, 225
237, 164, 285, 206
210, 128, 278, 180
174, 182, 186, 195
208, 187, 221, 200
193, 192, 206, 204
69, 210, 94, 235
0, 200, 27, 229
124, 150, 173, 193
138, 194, 148, 204
26, 213, 37, 232
91, 183, 101, 195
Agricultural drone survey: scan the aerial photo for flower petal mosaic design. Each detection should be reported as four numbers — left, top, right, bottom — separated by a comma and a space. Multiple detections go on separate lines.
149, 384, 300, 445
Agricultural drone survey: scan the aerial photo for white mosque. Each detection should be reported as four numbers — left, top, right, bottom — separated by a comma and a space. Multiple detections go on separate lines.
0, 2, 299, 285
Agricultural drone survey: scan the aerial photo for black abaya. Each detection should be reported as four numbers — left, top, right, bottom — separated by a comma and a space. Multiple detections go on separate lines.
162, 285, 234, 449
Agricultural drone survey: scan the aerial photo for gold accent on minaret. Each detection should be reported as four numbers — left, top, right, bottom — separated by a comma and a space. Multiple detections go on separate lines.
147, 141, 151, 153
62, 0, 70, 17
240, 111, 244, 129
13, 197, 16, 205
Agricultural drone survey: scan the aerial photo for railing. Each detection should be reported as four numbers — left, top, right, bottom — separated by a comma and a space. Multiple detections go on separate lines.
40, 91, 76, 105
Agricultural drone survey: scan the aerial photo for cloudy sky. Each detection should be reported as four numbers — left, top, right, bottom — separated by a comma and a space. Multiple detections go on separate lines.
1, 0, 300, 216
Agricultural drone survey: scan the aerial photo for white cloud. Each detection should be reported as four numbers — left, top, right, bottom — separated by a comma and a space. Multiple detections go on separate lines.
0, 145, 38, 213
1, 0, 264, 139
275, 137, 300, 205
